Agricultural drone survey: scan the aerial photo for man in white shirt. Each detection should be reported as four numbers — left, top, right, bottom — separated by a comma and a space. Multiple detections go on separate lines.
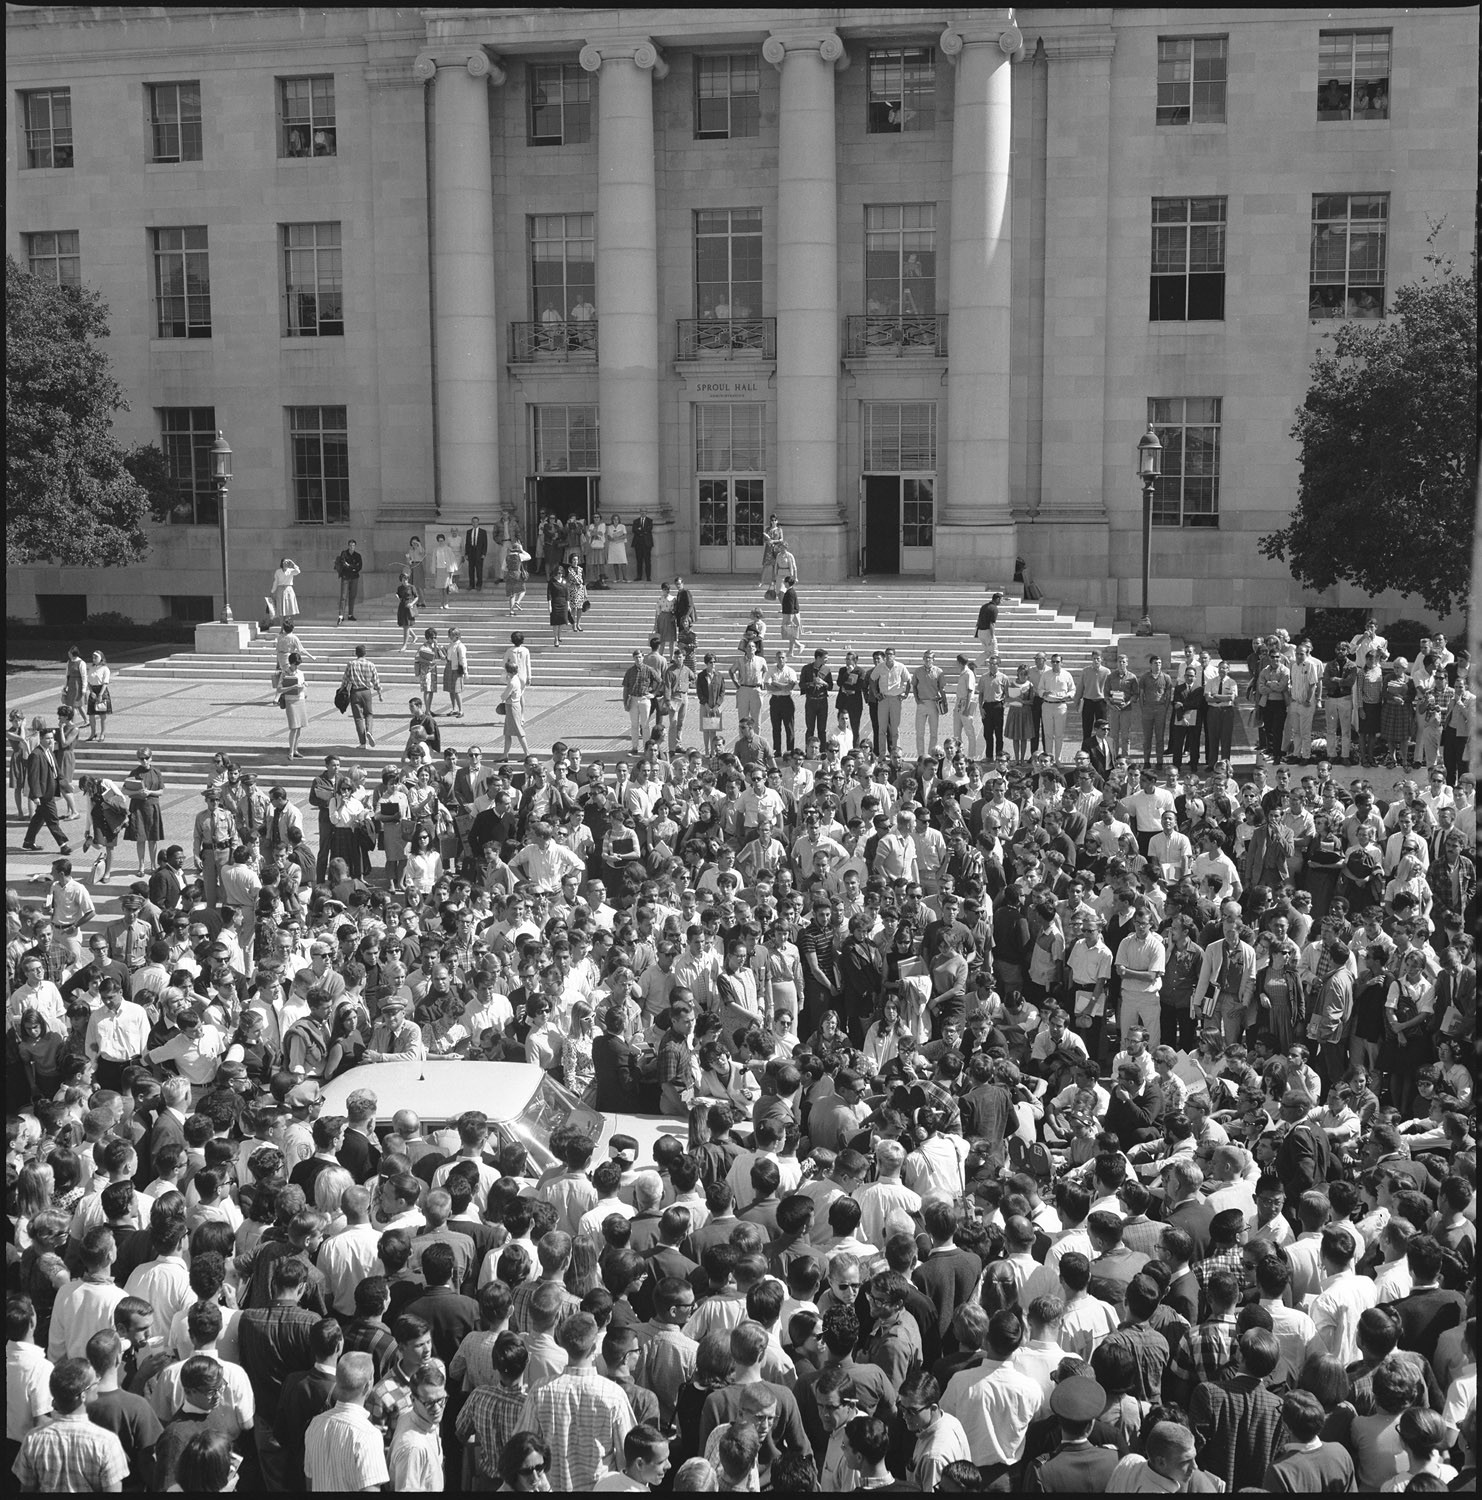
1036, 655, 1077, 764
318, 1185, 383, 1317
1308, 1224, 1377, 1364
1282, 642, 1324, 762
942, 1314, 1043, 1470
1190, 830, 1241, 903
953, 655, 980, 759
1114, 907, 1166, 1050
8, 957, 66, 1033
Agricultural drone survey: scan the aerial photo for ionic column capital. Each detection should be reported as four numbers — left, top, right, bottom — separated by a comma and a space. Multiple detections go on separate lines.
763, 31, 849, 73
940, 17, 1024, 65
412, 49, 506, 84
579, 39, 669, 79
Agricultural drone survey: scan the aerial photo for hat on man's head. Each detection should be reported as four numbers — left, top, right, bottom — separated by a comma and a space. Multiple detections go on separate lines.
1050, 1376, 1107, 1423
285, 1081, 322, 1110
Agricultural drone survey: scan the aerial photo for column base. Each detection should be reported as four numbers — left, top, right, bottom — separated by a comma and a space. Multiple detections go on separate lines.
783, 522, 851, 583
1118, 632, 1176, 670
931, 522, 1018, 582
194, 622, 255, 654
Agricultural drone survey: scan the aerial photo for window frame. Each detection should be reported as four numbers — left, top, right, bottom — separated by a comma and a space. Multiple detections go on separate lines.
864, 203, 937, 317
146, 81, 202, 163
1317, 30, 1391, 122
527, 63, 592, 147
25, 230, 81, 289
1149, 196, 1227, 322
695, 404, 766, 474
694, 54, 760, 140
151, 226, 212, 340
21, 87, 73, 169
1309, 193, 1389, 321
866, 46, 937, 134
278, 75, 336, 158
528, 213, 596, 322
1155, 35, 1228, 125
1147, 397, 1222, 529
282, 222, 344, 337
289, 406, 350, 525
693, 209, 764, 320
158, 407, 220, 526
863, 402, 938, 473
531, 405, 601, 473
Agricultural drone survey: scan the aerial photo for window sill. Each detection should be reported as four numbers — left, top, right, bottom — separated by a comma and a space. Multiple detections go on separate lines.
145, 159, 203, 170
281, 335, 347, 345
1155, 121, 1227, 133
276, 154, 339, 164
1148, 321, 1225, 332
18, 164, 74, 177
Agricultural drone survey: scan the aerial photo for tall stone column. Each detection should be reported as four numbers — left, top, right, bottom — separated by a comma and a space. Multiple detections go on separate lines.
937, 15, 1021, 581
581, 39, 664, 540
764, 29, 848, 581
414, 50, 504, 524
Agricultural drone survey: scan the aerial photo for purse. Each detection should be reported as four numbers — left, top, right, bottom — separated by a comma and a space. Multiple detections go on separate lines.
581, 600, 591, 613
701, 714, 722, 732
334, 686, 351, 714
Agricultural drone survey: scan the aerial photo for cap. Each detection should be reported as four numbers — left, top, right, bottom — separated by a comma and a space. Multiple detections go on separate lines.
285, 1081, 322, 1109
1050, 1375, 1107, 1423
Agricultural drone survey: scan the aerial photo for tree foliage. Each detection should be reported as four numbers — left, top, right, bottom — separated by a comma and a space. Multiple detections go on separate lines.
5, 254, 172, 567
1261, 235, 1477, 616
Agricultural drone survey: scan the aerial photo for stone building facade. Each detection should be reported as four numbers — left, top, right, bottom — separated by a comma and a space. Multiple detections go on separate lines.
6, 5, 1476, 636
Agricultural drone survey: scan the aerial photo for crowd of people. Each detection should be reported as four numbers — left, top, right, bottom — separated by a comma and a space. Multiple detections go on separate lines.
4, 581, 1477, 1493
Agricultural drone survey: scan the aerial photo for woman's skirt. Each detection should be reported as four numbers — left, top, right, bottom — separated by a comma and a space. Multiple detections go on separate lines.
90, 803, 124, 848
657, 612, 678, 646
550, 604, 568, 627
397, 602, 415, 629
1004, 702, 1027, 740
1359, 700, 1383, 735
1380, 699, 1411, 752
284, 698, 309, 731
768, 979, 798, 1022
126, 796, 164, 840
608, 540, 628, 564
56, 748, 76, 793
381, 820, 407, 863
442, 663, 463, 694
505, 569, 525, 599
409, 561, 426, 595
328, 824, 363, 875
86, 685, 112, 716
277, 584, 299, 618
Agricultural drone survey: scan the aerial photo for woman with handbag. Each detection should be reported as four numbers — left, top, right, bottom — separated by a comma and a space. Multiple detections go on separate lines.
432, 531, 458, 609
7, 710, 33, 821
503, 538, 528, 615
404, 534, 427, 599
85, 651, 112, 741
62, 646, 86, 715
547, 564, 571, 647
443, 627, 468, 719
79, 774, 129, 883
500, 660, 530, 758
279, 651, 309, 760
54, 706, 81, 819
395, 570, 419, 651
123, 746, 166, 872
696, 652, 727, 756
606, 514, 629, 583
655, 582, 678, 649
375, 766, 410, 889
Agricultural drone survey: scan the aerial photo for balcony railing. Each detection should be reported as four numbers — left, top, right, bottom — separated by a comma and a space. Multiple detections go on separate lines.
509, 319, 599, 363
845, 314, 948, 357
677, 317, 777, 360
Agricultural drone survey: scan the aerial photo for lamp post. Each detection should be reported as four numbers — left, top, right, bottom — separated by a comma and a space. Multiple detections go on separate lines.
1134, 423, 1163, 636
211, 431, 233, 623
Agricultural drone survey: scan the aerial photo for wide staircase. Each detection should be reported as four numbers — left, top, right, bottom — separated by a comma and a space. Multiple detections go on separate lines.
137, 579, 1127, 691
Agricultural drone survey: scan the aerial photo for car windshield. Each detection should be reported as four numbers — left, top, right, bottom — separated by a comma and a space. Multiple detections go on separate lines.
492, 1073, 606, 1173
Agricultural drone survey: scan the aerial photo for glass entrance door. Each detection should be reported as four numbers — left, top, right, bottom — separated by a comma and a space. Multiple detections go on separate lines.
697, 477, 765, 573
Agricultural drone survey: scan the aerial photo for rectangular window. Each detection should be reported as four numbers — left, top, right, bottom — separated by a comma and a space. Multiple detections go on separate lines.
902, 477, 935, 549
1156, 36, 1227, 124
151, 227, 212, 339
278, 76, 336, 157
163, 595, 215, 623
21, 88, 73, 169
864, 204, 937, 316
867, 47, 936, 133
282, 223, 343, 336
1310, 193, 1388, 319
147, 81, 202, 162
695, 55, 760, 139
290, 406, 350, 524
1318, 31, 1391, 120
35, 595, 88, 628
1150, 197, 1226, 321
528, 64, 591, 147
695, 405, 765, 473
25, 231, 81, 289
694, 210, 763, 319
531, 405, 600, 472
158, 407, 219, 526
864, 402, 937, 471
1148, 397, 1221, 528
529, 214, 595, 321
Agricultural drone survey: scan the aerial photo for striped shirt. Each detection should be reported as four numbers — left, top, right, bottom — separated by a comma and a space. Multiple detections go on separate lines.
508, 1275, 580, 1335
343, 658, 382, 692
453, 1381, 529, 1478
518, 1366, 635, 1492
13, 1409, 128, 1493
303, 1400, 390, 1492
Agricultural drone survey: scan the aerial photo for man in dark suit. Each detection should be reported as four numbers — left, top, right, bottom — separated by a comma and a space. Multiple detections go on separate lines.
912, 1201, 983, 1353
632, 510, 655, 581
464, 516, 488, 591
405, 1242, 480, 1363
673, 577, 695, 636
22, 729, 71, 853
1274, 1091, 1331, 1200
1386, 1234, 1467, 1365
148, 845, 188, 913
143, 1074, 192, 1184
593, 1005, 646, 1112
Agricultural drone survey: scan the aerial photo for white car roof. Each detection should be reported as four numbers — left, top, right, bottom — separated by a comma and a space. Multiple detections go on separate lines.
317, 1060, 551, 1126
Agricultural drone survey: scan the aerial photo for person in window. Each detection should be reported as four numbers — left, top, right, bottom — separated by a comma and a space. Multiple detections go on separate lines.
569, 297, 595, 350
286, 126, 307, 157
313, 127, 335, 156
1318, 78, 1349, 117
539, 302, 562, 352
1350, 290, 1382, 319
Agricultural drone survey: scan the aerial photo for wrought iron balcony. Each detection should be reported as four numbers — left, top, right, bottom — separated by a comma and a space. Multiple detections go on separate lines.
845, 314, 948, 358
509, 319, 599, 363
677, 317, 777, 360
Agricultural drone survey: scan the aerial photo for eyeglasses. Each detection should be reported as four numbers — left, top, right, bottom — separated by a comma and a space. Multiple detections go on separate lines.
518, 1459, 549, 1477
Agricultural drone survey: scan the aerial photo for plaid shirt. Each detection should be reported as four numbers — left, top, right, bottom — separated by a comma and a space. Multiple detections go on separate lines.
366, 1363, 414, 1449
509, 1275, 579, 1335
1193, 1246, 1246, 1299
454, 1381, 529, 1478
916, 1077, 963, 1136
1120, 1214, 1168, 1260
342, 1316, 398, 1380
1169, 1311, 1238, 1389
343, 658, 382, 693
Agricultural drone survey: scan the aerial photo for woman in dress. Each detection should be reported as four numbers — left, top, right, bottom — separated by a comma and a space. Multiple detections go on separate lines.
61, 646, 87, 716
395, 570, 419, 651
1379, 657, 1414, 768
568, 558, 589, 632
79, 774, 128, 883
503, 537, 527, 615
443, 627, 468, 720
85, 651, 112, 741
14, 1010, 66, 1103
402, 824, 443, 897
432, 531, 458, 609
759, 515, 784, 594
7, 710, 33, 820
54, 707, 80, 819
1004, 663, 1033, 762
695, 1039, 759, 1112
327, 774, 370, 881
1353, 649, 1386, 767
655, 582, 678, 650
1382, 947, 1435, 1119
123, 746, 165, 872
490, 662, 527, 762
696, 652, 727, 756
1300, 811, 1345, 920
606, 514, 629, 583
374, 766, 410, 890
563, 1002, 597, 1099
587, 512, 608, 585
279, 652, 309, 760
405, 534, 427, 600
269, 557, 301, 626
405, 765, 439, 839
547, 563, 571, 648
1257, 935, 1305, 1052
715, 939, 763, 1040
601, 808, 642, 894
